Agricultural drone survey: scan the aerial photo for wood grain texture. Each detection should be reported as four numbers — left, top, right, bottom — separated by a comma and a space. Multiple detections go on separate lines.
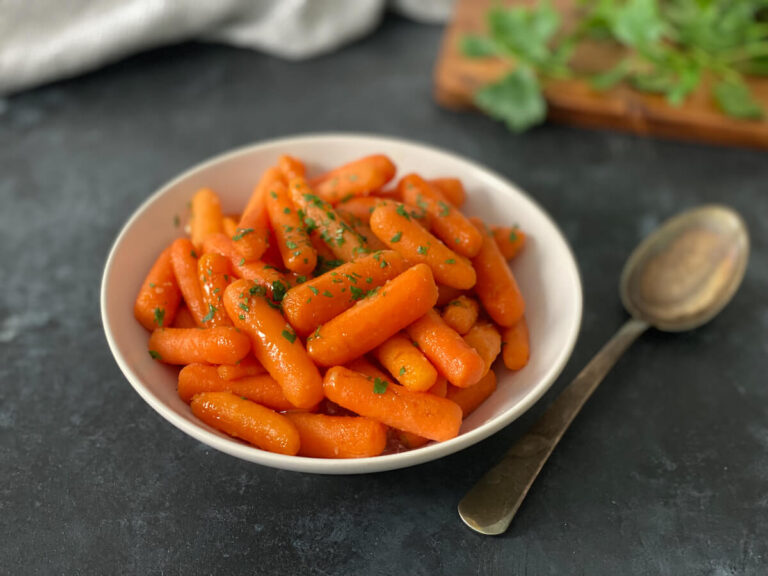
434, 0, 768, 148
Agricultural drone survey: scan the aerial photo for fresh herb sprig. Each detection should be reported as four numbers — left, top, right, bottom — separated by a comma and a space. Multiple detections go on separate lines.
462, 0, 768, 132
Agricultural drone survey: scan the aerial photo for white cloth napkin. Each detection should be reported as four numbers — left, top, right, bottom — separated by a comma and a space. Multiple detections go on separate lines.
0, 0, 455, 95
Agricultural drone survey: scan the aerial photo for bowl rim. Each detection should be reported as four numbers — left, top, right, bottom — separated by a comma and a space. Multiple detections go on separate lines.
101, 132, 583, 474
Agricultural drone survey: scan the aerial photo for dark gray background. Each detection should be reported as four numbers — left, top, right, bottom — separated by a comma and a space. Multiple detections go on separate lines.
1, 15, 766, 576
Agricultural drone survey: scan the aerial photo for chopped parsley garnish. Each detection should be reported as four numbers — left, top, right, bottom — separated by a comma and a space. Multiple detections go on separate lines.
239, 302, 249, 312
395, 204, 411, 220
438, 201, 451, 217
312, 326, 322, 339
250, 285, 266, 296
323, 290, 333, 298
286, 240, 298, 249
281, 329, 297, 343
350, 286, 365, 301
366, 277, 373, 283
417, 245, 428, 255
190, 249, 198, 258
202, 305, 217, 323
283, 207, 291, 214
344, 274, 358, 284
148, 282, 155, 288
445, 258, 456, 264
232, 228, 255, 241
390, 231, 402, 243
149, 350, 162, 360
399, 366, 406, 376
238, 314, 245, 320
153, 308, 165, 327
373, 377, 388, 394
270, 190, 278, 199
303, 217, 317, 233
239, 257, 246, 266
271, 280, 288, 303
295, 275, 307, 284
509, 229, 519, 242
309, 286, 319, 295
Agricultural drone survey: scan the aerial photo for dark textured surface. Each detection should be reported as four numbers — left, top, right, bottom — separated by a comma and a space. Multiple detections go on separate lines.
1, 15, 767, 576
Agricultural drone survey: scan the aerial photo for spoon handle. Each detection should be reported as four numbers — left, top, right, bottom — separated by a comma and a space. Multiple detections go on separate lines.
458, 317, 649, 535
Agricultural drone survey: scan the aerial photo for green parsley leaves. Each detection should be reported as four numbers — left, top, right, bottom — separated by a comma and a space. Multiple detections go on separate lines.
153, 307, 165, 327
373, 377, 388, 394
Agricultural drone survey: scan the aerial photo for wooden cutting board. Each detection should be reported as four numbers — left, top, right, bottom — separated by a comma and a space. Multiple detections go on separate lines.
434, 0, 768, 149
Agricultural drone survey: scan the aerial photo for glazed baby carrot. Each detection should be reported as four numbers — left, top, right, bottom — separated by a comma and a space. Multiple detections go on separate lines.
446, 371, 497, 418
190, 188, 224, 249
441, 295, 479, 335
375, 333, 438, 392
282, 250, 406, 335
191, 392, 300, 455
197, 252, 232, 327
502, 316, 530, 371
265, 180, 317, 274
171, 305, 197, 328
288, 177, 369, 261
399, 174, 482, 258
222, 216, 238, 238
429, 177, 465, 207
428, 376, 448, 398
223, 279, 323, 409
323, 366, 463, 442
492, 226, 526, 260
436, 285, 466, 307
178, 364, 293, 411
310, 155, 396, 204
470, 217, 525, 327
406, 309, 485, 388
336, 196, 379, 225
202, 233, 291, 304
307, 263, 439, 367
369, 203, 476, 290
134, 244, 181, 331
285, 413, 387, 458
170, 238, 208, 326
216, 355, 266, 381
278, 155, 306, 180
148, 327, 250, 365
463, 322, 502, 378
234, 167, 280, 262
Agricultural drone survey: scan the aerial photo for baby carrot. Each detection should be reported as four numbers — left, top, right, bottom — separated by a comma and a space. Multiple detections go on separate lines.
178, 364, 294, 410
428, 376, 448, 398
446, 371, 497, 418
463, 322, 502, 377
285, 413, 387, 458
134, 245, 181, 331
492, 226, 526, 260
323, 366, 463, 442
190, 188, 224, 249
310, 155, 396, 204
222, 216, 238, 238
171, 305, 197, 328
197, 252, 232, 327
375, 333, 438, 392
148, 327, 251, 365
470, 218, 525, 327
170, 238, 208, 326
282, 250, 406, 335
278, 155, 306, 180
202, 233, 291, 304
223, 279, 323, 409
436, 285, 466, 307
429, 178, 465, 207
234, 168, 281, 262
190, 392, 300, 455
406, 309, 485, 388
399, 174, 482, 258
288, 177, 369, 261
265, 180, 317, 275
441, 295, 479, 335
336, 196, 379, 225
502, 316, 530, 371
307, 264, 439, 367
216, 355, 266, 381
369, 203, 476, 289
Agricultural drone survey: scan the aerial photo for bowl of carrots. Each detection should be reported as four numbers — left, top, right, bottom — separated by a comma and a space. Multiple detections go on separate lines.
101, 133, 582, 474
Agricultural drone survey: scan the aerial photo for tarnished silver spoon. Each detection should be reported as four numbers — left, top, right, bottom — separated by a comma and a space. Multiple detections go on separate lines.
459, 205, 749, 535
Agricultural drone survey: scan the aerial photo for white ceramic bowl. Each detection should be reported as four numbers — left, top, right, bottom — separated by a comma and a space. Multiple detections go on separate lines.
101, 133, 582, 474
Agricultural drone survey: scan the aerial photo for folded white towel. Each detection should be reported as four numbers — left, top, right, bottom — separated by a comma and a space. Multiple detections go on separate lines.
0, 0, 455, 95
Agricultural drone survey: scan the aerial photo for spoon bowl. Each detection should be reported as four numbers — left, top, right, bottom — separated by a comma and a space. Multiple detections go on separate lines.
621, 205, 749, 332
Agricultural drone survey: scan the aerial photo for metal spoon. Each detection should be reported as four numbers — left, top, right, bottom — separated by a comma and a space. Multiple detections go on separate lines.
459, 205, 749, 536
